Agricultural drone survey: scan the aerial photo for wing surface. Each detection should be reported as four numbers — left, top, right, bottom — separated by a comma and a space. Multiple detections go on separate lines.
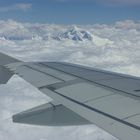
2, 54, 140, 140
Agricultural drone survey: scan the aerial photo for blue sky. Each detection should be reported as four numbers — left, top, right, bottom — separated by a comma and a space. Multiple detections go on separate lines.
0, 0, 140, 24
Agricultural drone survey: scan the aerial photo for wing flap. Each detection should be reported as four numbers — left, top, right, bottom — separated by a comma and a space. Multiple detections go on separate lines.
55, 82, 115, 102
13, 102, 91, 126
86, 94, 140, 119
125, 114, 140, 127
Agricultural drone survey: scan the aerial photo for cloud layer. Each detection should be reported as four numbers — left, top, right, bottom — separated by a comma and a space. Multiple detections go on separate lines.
0, 19, 140, 140
0, 3, 32, 12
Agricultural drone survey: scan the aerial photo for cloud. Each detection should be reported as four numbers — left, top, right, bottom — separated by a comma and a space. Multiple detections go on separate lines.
0, 3, 32, 12
0, 19, 140, 140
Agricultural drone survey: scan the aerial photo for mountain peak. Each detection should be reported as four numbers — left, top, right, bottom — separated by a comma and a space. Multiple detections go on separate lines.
55, 26, 93, 41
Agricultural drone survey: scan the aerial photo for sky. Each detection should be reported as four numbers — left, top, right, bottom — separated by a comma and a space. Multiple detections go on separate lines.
0, 0, 140, 24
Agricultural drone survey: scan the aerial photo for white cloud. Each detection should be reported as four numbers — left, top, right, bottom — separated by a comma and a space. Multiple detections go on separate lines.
0, 3, 32, 12
0, 19, 140, 140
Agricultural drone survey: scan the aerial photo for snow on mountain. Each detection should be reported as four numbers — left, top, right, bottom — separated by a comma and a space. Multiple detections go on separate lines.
0, 36, 6, 40
0, 20, 113, 46
0, 36, 16, 47
54, 26, 93, 41
31, 35, 43, 41
53, 26, 114, 46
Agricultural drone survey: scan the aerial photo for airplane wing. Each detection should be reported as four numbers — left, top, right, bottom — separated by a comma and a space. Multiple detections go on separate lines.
1, 52, 140, 140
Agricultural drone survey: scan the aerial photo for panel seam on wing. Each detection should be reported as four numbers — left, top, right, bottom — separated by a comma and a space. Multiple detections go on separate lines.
41, 63, 140, 100
22, 64, 65, 82
122, 113, 140, 120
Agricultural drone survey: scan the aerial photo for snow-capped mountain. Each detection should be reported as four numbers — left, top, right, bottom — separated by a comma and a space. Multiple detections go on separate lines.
0, 20, 113, 45
0, 36, 6, 40
54, 26, 93, 41
0, 26, 113, 47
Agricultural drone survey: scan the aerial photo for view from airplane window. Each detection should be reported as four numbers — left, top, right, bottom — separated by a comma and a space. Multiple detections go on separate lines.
0, 0, 140, 140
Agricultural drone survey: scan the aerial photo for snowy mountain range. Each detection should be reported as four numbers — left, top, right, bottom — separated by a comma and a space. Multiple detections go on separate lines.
54, 26, 93, 41
0, 26, 94, 41
0, 23, 113, 47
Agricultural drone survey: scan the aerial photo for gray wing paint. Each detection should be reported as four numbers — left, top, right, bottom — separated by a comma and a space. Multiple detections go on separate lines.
0, 52, 140, 140
0, 52, 20, 84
